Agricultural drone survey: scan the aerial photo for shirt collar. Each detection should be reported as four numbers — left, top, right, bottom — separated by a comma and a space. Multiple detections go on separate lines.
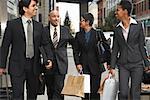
116, 17, 138, 27
22, 16, 32, 24
50, 23, 60, 31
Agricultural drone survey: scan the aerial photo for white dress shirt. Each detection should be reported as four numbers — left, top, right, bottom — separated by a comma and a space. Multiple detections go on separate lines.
22, 16, 33, 41
117, 17, 138, 41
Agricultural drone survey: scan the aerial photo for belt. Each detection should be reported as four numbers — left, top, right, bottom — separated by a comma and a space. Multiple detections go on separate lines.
25, 57, 33, 61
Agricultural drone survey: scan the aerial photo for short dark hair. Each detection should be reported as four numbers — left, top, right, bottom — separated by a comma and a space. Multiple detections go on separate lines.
119, 0, 132, 16
81, 13, 94, 26
18, 0, 38, 16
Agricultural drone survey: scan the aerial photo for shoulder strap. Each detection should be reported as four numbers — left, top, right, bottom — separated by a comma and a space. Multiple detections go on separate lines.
96, 30, 103, 42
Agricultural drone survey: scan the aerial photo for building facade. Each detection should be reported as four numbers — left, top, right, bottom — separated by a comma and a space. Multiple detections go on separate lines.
97, 0, 121, 27
134, 0, 150, 36
0, 0, 18, 44
97, 0, 150, 36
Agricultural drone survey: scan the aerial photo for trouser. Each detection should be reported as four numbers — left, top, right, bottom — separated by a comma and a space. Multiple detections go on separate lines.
118, 64, 143, 100
45, 74, 65, 100
10, 58, 39, 100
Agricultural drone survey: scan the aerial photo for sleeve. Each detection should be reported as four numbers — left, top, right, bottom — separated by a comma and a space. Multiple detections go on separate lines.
73, 32, 81, 65
138, 23, 150, 67
1, 21, 12, 68
41, 26, 53, 62
110, 29, 119, 69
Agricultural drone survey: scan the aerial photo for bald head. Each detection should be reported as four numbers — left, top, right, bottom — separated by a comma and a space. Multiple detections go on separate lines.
48, 10, 60, 27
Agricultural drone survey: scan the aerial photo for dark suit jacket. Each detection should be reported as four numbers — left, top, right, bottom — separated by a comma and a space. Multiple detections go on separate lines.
111, 22, 150, 68
44, 26, 74, 74
73, 28, 105, 75
0, 18, 52, 76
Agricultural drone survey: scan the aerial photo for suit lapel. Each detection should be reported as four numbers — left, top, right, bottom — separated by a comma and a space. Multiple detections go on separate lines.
80, 30, 86, 46
46, 26, 54, 48
117, 26, 126, 43
33, 21, 36, 43
57, 26, 63, 47
18, 18, 26, 41
127, 24, 136, 43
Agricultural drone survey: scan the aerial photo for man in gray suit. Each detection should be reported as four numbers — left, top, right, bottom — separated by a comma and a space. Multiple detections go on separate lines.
110, 0, 150, 100
44, 10, 74, 100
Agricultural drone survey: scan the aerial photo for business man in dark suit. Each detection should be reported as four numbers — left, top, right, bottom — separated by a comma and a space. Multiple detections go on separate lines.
73, 13, 106, 100
44, 10, 74, 100
110, 1, 150, 100
0, 0, 52, 100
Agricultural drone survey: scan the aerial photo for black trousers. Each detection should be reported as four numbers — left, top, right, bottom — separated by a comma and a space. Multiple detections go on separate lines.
45, 60, 65, 100
45, 74, 65, 100
82, 65, 101, 100
118, 64, 143, 100
10, 58, 39, 100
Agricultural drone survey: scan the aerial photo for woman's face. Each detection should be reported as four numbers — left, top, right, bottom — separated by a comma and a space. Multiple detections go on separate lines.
80, 17, 87, 29
115, 5, 126, 20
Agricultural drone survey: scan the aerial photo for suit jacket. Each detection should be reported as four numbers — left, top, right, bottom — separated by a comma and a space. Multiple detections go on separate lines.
0, 18, 52, 76
111, 22, 150, 68
44, 25, 74, 74
73, 28, 105, 75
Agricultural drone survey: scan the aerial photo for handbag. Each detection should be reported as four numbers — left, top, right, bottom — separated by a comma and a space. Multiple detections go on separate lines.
96, 30, 111, 64
0, 73, 12, 100
61, 75, 84, 97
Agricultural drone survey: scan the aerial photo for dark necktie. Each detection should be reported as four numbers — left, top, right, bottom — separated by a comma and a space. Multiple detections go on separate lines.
26, 20, 34, 58
53, 27, 58, 48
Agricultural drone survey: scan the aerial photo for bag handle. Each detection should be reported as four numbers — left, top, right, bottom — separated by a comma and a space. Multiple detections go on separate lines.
3, 72, 9, 99
96, 30, 102, 42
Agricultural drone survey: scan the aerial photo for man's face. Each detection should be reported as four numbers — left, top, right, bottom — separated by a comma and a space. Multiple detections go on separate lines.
115, 5, 126, 20
49, 10, 60, 27
24, 0, 38, 18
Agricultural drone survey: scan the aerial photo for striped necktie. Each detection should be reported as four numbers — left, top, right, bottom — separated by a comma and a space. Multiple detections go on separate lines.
53, 27, 58, 48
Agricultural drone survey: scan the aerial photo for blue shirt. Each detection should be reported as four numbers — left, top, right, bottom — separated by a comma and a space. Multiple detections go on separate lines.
85, 31, 91, 43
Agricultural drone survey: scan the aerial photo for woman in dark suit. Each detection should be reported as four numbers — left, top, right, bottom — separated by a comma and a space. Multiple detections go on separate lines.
73, 13, 107, 100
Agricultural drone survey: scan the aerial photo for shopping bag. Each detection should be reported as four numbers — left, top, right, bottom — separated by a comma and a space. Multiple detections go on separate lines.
97, 73, 109, 94
82, 74, 90, 93
61, 75, 84, 97
101, 74, 118, 100
0, 73, 12, 100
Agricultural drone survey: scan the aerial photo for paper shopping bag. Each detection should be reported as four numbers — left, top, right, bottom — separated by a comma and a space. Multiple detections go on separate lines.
61, 75, 84, 97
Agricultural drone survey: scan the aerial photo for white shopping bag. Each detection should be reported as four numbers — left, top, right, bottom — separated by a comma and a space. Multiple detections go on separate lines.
102, 74, 118, 100
82, 74, 90, 93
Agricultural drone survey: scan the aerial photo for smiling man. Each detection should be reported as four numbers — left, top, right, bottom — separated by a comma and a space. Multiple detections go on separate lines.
0, 0, 52, 100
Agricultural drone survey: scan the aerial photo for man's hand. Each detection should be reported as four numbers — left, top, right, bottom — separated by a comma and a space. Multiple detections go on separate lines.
45, 60, 53, 70
0, 68, 6, 75
76, 64, 82, 73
